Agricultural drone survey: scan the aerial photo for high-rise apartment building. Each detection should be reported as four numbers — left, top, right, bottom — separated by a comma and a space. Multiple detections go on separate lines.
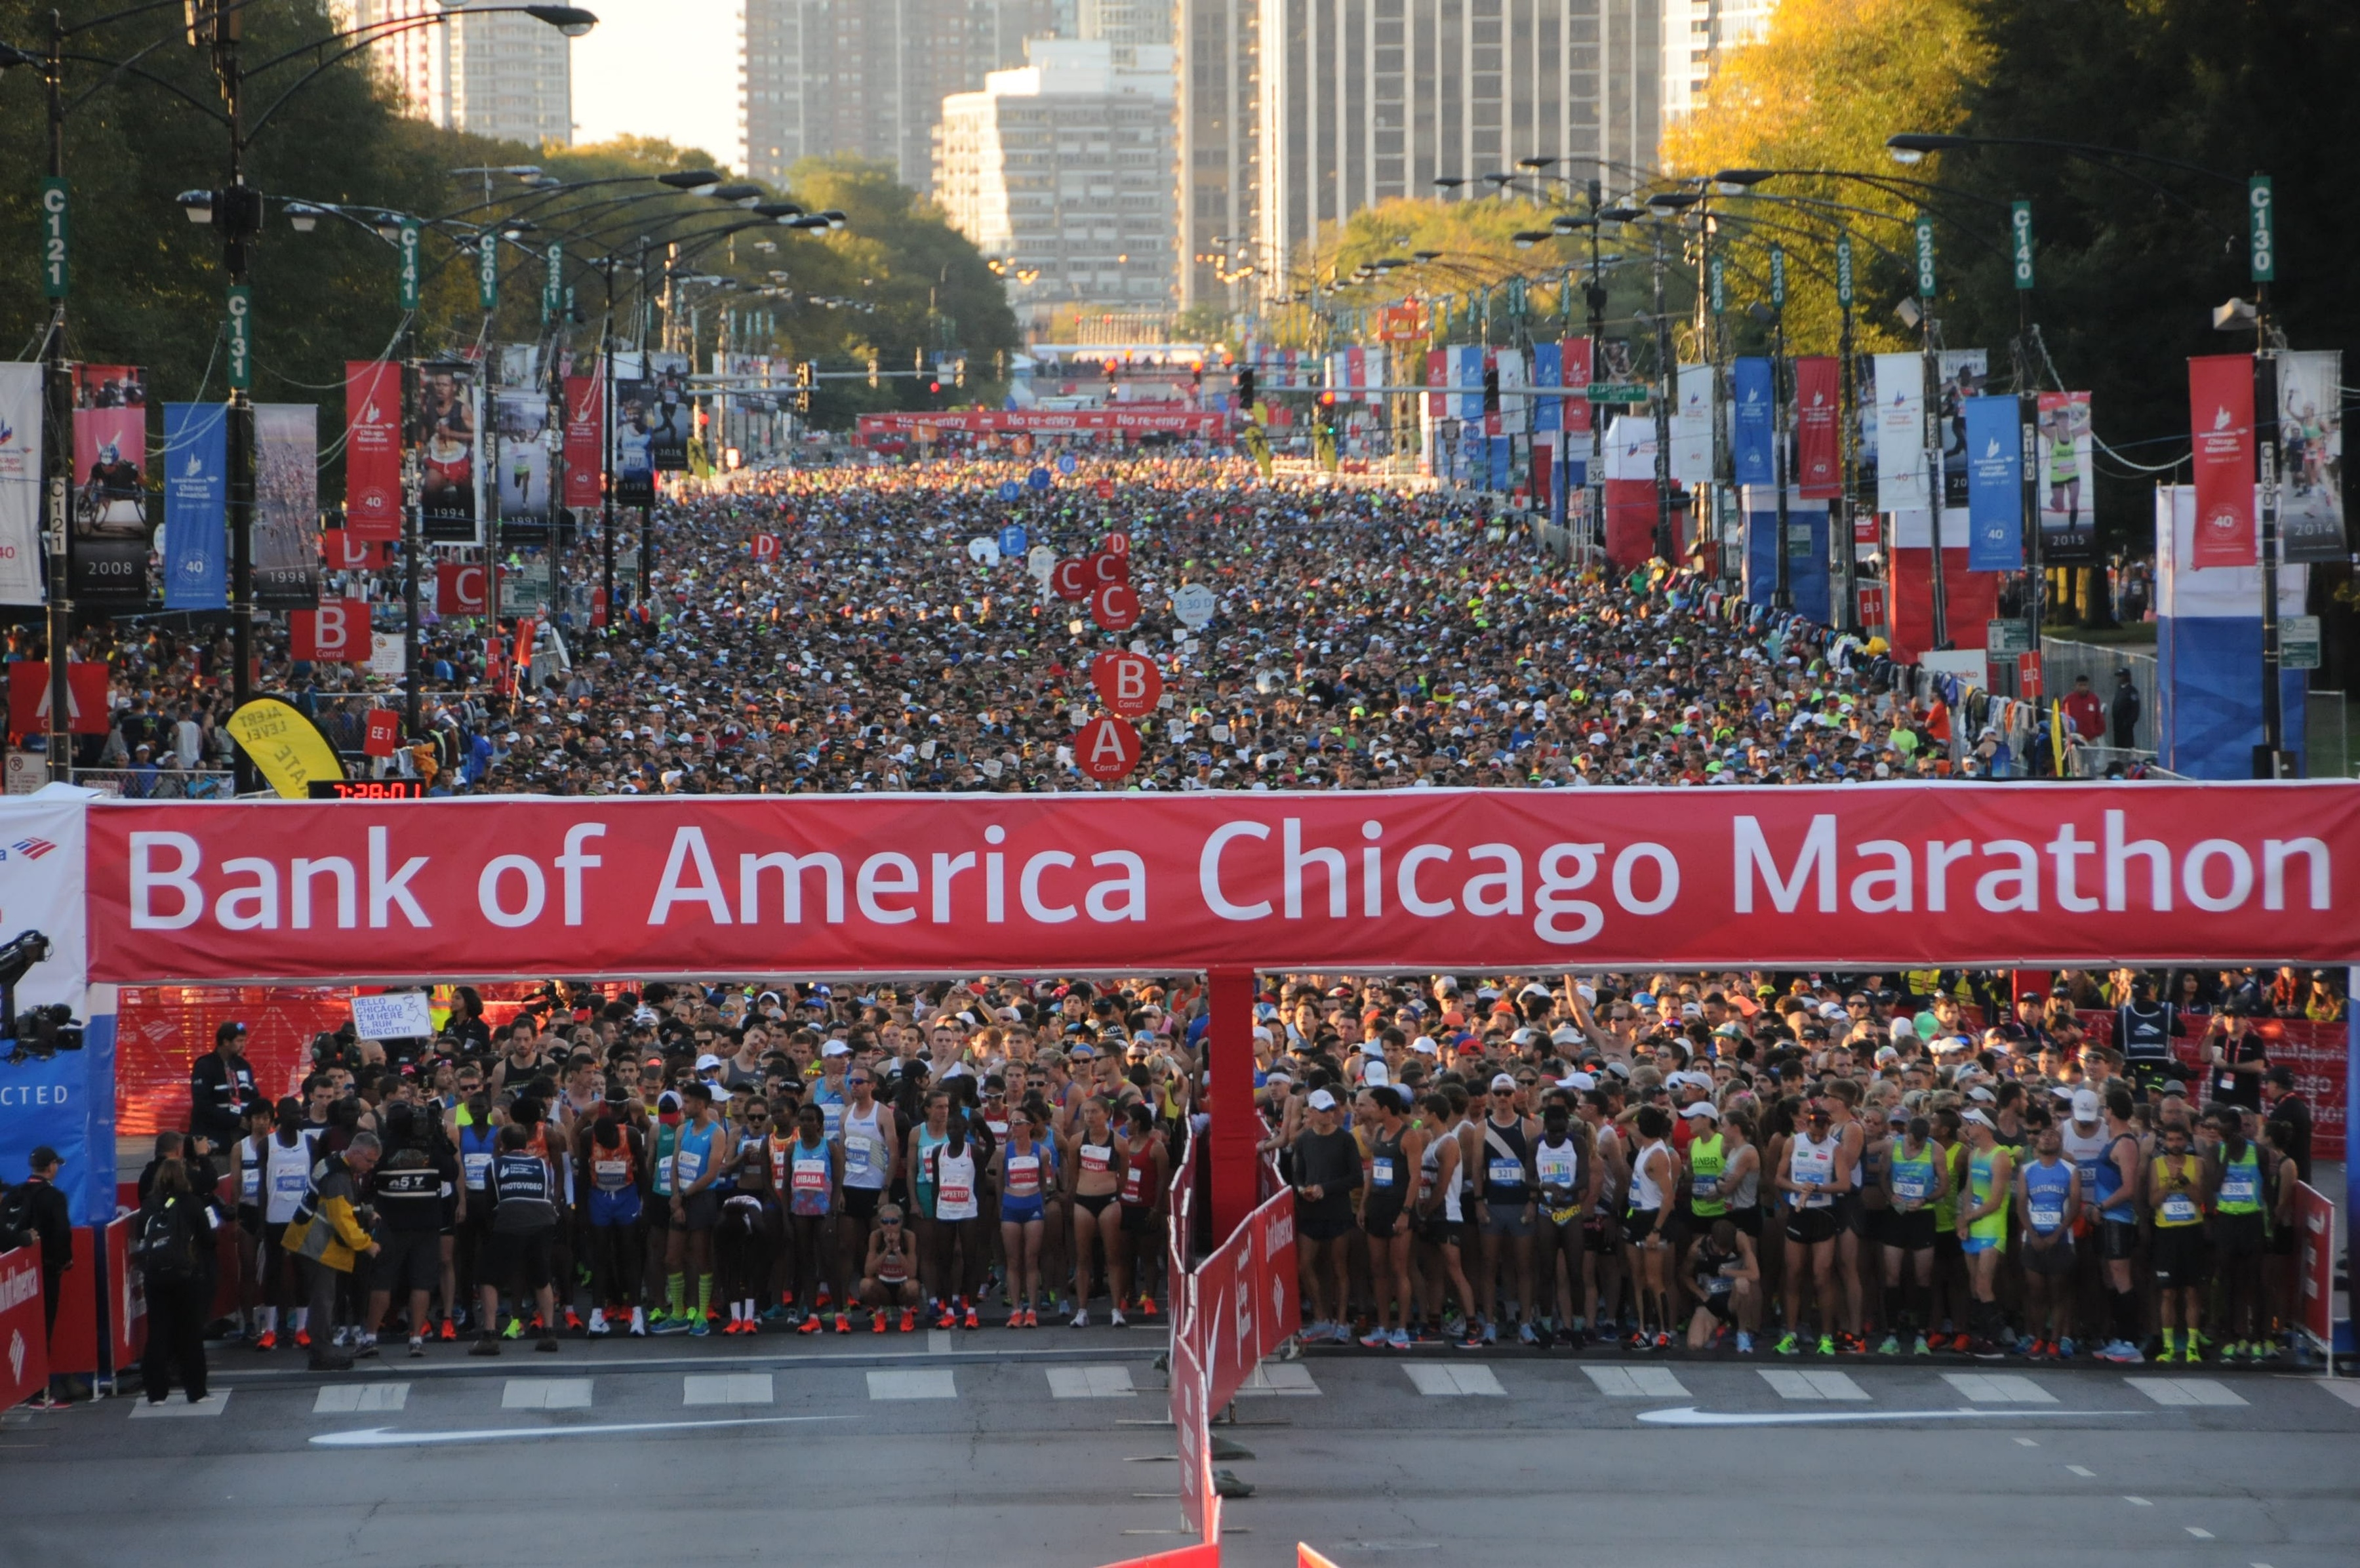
344, 1, 441, 125
1079, 0, 1173, 43
935, 39, 1178, 309
1255, 0, 1660, 296
740, 1, 1054, 191
445, 2, 573, 146
1176, 0, 1260, 312
1660, 0, 1779, 122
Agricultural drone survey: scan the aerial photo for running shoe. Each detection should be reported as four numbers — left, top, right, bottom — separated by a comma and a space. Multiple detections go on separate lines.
1007, 1308, 1026, 1329
296, 1328, 312, 1350
963, 1303, 979, 1331
1839, 1333, 1866, 1355
1458, 1324, 1485, 1350
565, 1310, 584, 1333
936, 1304, 957, 1330
656, 1314, 692, 1336
1389, 1327, 1412, 1350
1110, 1308, 1128, 1328
834, 1312, 850, 1335
2056, 1337, 2077, 1360
1734, 1331, 1755, 1355
1022, 1308, 1038, 1328
439, 1317, 456, 1342
253, 1331, 276, 1352
536, 1334, 559, 1353
408, 1335, 426, 1358
872, 1310, 889, 1334
503, 1318, 522, 1341
689, 1319, 710, 1338
1482, 1319, 1498, 1346
469, 1333, 500, 1357
1307, 1319, 1333, 1343
1359, 1327, 1390, 1348
899, 1308, 916, 1333
761, 1304, 788, 1323
1071, 1308, 1089, 1329
795, 1316, 820, 1335
1653, 1331, 1672, 1353
1774, 1331, 1799, 1356
1816, 1334, 1835, 1356
1876, 1334, 1900, 1356
630, 1308, 647, 1337
1441, 1313, 1466, 1340
588, 1310, 610, 1337
1912, 1334, 1931, 1356
1971, 1337, 2005, 1361
1518, 1321, 1538, 1346
1139, 1295, 1158, 1317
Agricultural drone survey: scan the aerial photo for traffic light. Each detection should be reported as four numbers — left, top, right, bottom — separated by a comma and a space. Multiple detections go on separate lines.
1482, 365, 1501, 415
793, 361, 813, 414
954, 356, 966, 389
867, 355, 879, 390
1235, 367, 1256, 409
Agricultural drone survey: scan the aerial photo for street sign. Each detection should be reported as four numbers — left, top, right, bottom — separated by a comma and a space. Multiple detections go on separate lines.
1709, 254, 1726, 315
224, 285, 252, 392
2249, 175, 2274, 283
477, 233, 498, 313
1914, 214, 1936, 299
542, 241, 563, 325
39, 177, 68, 300
1787, 523, 1814, 553
1584, 384, 1649, 404
1835, 232, 1854, 309
2010, 201, 2035, 291
398, 220, 421, 311
2281, 614, 2321, 670
1987, 618, 2033, 657
1770, 245, 1787, 310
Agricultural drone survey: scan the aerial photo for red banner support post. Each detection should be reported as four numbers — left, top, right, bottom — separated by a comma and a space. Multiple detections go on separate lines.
1207, 967, 1258, 1243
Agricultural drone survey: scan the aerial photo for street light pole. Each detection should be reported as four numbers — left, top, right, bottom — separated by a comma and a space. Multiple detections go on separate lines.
1915, 211, 1950, 650
1649, 222, 1675, 562
39, 10, 71, 781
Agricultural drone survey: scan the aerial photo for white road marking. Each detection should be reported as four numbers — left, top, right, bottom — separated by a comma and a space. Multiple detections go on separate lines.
313, 1384, 407, 1414
1759, 1369, 1868, 1401
130, 1393, 228, 1418
2014, 1437, 2039, 1447
1234, 1362, 1320, 1397
682, 1373, 774, 1406
1585, 1366, 1687, 1397
1941, 1373, 2055, 1404
2067, 1465, 2096, 1478
501, 1379, 591, 1410
2184, 1527, 2213, 1539
866, 1369, 956, 1401
2123, 1497, 2152, 1506
928, 1330, 955, 1354
1402, 1365, 1504, 1397
2127, 1377, 2247, 1407
1638, 1406, 2122, 1427
1048, 1365, 1137, 1399
2313, 1381, 2360, 1409
310, 1415, 837, 1448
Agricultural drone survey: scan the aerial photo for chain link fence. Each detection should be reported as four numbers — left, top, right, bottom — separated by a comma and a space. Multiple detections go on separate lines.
2039, 635, 2155, 750
2306, 689, 2350, 778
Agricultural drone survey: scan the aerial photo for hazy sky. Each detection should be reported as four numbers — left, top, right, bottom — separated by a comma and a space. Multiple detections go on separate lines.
571, 0, 743, 170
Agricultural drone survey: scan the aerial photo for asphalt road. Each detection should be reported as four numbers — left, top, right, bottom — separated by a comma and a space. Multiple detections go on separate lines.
7, 1331, 2358, 1568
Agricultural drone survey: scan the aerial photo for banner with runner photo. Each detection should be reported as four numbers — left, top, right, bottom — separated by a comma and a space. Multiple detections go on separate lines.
493, 392, 553, 542
414, 361, 482, 544
0, 363, 46, 606
2035, 391, 2096, 565
646, 352, 692, 472
2275, 349, 2344, 563
70, 364, 151, 607
252, 404, 319, 609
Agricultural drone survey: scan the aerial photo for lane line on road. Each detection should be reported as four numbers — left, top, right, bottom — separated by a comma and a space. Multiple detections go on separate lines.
1942, 1373, 2055, 1404
310, 1415, 839, 1449
2126, 1377, 2247, 1407
2067, 1465, 2095, 1478
2123, 1497, 2151, 1506
313, 1384, 407, 1414
502, 1379, 592, 1410
683, 1373, 774, 1406
2185, 1527, 2213, 1538
1048, 1365, 1138, 1399
1638, 1406, 2130, 1428
1403, 1365, 1505, 1397
1759, 1369, 1868, 1401
1585, 1367, 1687, 1397
867, 1369, 957, 1401
1235, 1363, 1321, 1397
2311, 1380, 2360, 1409
129, 1393, 229, 1418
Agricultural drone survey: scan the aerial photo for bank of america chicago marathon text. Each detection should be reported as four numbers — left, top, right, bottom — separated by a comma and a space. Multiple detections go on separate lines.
108, 798, 2343, 965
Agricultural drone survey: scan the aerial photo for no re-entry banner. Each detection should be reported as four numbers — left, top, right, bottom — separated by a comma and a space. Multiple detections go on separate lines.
85, 783, 2360, 982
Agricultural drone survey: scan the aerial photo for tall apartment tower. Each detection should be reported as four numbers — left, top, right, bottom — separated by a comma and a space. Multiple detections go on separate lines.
344, 1, 441, 125
1256, 0, 1660, 296
740, 1, 1055, 192
1661, 0, 1780, 123
1176, 0, 1260, 312
444, 2, 573, 146
1079, 0, 1173, 43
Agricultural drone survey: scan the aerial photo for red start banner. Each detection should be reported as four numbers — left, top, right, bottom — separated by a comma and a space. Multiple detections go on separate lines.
83, 784, 2360, 982
856, 409, 1230, 442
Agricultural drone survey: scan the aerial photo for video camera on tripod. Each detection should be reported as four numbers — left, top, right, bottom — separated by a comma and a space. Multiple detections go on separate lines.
0, 930, 85, 1064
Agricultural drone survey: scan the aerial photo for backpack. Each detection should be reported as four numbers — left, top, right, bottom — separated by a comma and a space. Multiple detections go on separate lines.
136, 1199, 196, 1282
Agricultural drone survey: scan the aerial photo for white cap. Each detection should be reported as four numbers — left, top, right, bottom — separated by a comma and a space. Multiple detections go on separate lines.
1960, 1108, 1994, 1129
694, 1053, 723, 1072
2071, 1088, 2102, 1122
1360, 1040, 1386, 1057
1967, 1085, 1997, 1104
1679, 1102, 1718, 1119
1306, 1088, 1338, 1111
1490, 1072, 1517, 1092
821, 1040, 850, 1058
1890, 1018, 1917, 1039
1559, 1072, 1597, 1093
1363, 1061, 1391, 1088
1411, 1035, 1439, 1055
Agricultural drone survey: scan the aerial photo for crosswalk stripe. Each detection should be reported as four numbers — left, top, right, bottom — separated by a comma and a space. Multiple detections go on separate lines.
2125, 1377, 2247, 1407
683, 1373, 774, 1406
866, 1369, 957, 1401
1048, 1365, 1138, 1399
501, 1378, 592, 1410
313, 1383, 408, 1414
129, 1392, 229, 1418
1584, 1366, 1688, 1397
1942, 1373, 2054, 1404
2313, 1380, 2360, 1409
1235, 1362, 1321, 1397
1758, 1369, 1868, 1401
1403, 1364, 1505, 1396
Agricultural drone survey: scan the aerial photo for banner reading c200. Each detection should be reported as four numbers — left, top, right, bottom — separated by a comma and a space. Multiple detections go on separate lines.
83, 784, 2360, 982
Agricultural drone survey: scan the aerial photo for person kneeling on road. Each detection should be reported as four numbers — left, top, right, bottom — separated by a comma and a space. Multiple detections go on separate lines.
474, 1124, 561, 1356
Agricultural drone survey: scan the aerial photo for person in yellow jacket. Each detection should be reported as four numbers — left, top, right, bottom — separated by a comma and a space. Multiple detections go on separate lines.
283, 1133, 382, 1372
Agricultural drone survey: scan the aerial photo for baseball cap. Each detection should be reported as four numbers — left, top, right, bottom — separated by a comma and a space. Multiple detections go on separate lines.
1967, 1085, 1997, 1104
694, 1053, 723, 1073
2071, 1089, 2102, 1121
1360, 1040, 1386, 1057
1306, 1089, 1338, 1112
1558, 1072, 1597, 1092
1490, 1072, 1517, 1092
1363, 1061, 1391, 1088
821, 1040, 850, 1057
1410, 1035, 1440, 1056
1679, 1102, 1717, 1119
1959, 1108, 1993, 1128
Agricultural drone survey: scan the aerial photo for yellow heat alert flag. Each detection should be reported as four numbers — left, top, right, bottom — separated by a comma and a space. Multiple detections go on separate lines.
226, 698, 346, 799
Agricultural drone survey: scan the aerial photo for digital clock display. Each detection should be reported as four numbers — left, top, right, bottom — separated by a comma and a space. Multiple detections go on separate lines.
306, 780, 428, 800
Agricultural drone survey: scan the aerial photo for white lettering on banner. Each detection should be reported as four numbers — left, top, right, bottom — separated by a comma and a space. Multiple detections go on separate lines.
650, 828, 732, 924
856, 853, 919, 925
0, 1084, 69, 1108
479, 855, 546, 927
0, 1258, 39, 1312
292, 856, 357, 929
1020, 851, 1076, 923
217, 857, 277, 930
131, 831, 203, 929
740, 849, 845, 923
1201, 820, 1272, 920
557, 824, 605, 926
1398, 844, 1456, 918
369, 826, 431, 927
1736, 814, 1837, 913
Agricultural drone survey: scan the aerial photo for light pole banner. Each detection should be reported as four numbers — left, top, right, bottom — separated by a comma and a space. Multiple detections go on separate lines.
1531, 342, 1562, 434
416, 361, 483, 545
1872, 353, 1927, 514
70, 365, 151, 608
2275, 350, 2344, 563
563, 372, 604, 509
160, 403, 228, 611
1936, 351, 1990, 510
0, 363, 44, 607
1793, 357, 1841, 499
1494, 348, 1527, 435
1963, 395, 2024, 571
2189, 353, 2257, 569
493, 392, 552, 542
647, 353, 692, 473
344, 360, 403, 543
1731, 357, 1774, 486
1561, 337, 1593, 435
252, 405, 320, 610
1671, 364, 1713, 485
2036, 392, 2096, 565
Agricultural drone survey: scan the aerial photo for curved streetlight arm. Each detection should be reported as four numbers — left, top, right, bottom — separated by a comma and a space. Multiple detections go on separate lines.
1892, 132, 2242, 191
247, 8, 590, 142
52, 39, 224, 122
1710, 195, 1928, 270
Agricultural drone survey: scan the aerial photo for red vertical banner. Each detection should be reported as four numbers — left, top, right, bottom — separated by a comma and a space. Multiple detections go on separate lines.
1562, 336, 1594, 434
344, 359, 403, 542
2188, 353, 2257, 567
104, 1214, 146, 1373
1206, 967, 1258, 1242
2295, 1182, 2335, 1348
1793, 355, 1841, 498
563, 372, 604, 509
0, 1246, 49, 1409
1424, 349, 1447, 416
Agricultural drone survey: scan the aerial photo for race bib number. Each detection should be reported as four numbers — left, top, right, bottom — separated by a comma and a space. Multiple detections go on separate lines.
938, 1182, 972, 1209
675, 1148, 704, 1183
1487, 1158, 1523, 1187
1371, 1157, 1397, 1189
792, 1163, 828, 1194
2161, 1192, 2199, 1224
845, 1135, 873, 1175
2029, 1201, 2063, 1230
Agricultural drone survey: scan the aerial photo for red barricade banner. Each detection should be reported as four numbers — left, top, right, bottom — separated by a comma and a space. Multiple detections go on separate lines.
1794, 356, 1841, 498
344, 360, 403, 542
1170, 1326, 1212, 1541
0, 1245, 49, 1409
2189, 353, 2256, 569
1197, 1186, 1298, 1415
563, 373, 603, 509
2072, 1009, 2346, 1165
49, 1226, 97, 1376
104, 1213, 145, 1372
2294, 1181, 2335, 1350
85, 786, 2360, 982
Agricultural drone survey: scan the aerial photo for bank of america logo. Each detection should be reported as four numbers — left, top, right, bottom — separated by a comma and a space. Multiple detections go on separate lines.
12, 837, 56, 860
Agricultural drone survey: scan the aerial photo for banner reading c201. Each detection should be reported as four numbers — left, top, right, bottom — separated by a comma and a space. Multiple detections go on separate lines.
83, 784, 2360, 982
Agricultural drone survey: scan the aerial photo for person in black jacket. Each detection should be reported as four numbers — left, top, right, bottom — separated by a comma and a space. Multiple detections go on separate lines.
136, 1159, 211, 1405
7, 1148, 75, 1409
360, 1104, 458, 1358
188, 1022, 258, 1152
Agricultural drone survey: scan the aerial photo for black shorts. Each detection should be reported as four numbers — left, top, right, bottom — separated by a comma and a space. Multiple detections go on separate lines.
1300, 1210, 1355, 1243
2020, 1234, 2076, 1276
1728, 1209, 1763, 1239
1582, 1215, 1618, 1255
1885, 1209, 1937, 1253
1419, 1213, 1464, 1249
2150, 1225, 2209, 1287
489, 1227, 555, 1293
374, 1228, 442, 1295
679, 1190, 719, 1232
238, 1204, 264, 1239
1933, 1230, 1964, 1260
1786, 1206, 1840, 1245
2100, 1217, 2138, 1262
645, 1191, 673, 1230
1696, 1290, 1735, 1321
1120, 1205, 1155, 1237
843, 1186, 883, 1220
2210, 1211, 2265, 1259
1363, 1209, 1404, 1241
1832, 1191, 1866, 1237
1623, 1209, 1667, 1249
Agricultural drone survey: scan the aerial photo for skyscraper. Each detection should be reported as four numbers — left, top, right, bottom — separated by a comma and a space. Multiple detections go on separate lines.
444, 2, 572, 146
343, 1, 441, 125
740, 1, 1054, 191
1176, 0, 1260, 312
1254, 0, 1661, 296
1660, 0, 1780, 123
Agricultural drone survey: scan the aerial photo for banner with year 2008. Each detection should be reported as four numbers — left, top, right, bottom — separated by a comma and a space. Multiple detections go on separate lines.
70, 365, 151, 607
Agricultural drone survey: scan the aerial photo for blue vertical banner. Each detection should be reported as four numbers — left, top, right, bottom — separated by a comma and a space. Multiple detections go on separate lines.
1454, 344, 1484, 422
1731, 357, 1775, 486
1530, 341, 1561, 433
1963, 394, 2024, 571
161, 402, 228, 609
